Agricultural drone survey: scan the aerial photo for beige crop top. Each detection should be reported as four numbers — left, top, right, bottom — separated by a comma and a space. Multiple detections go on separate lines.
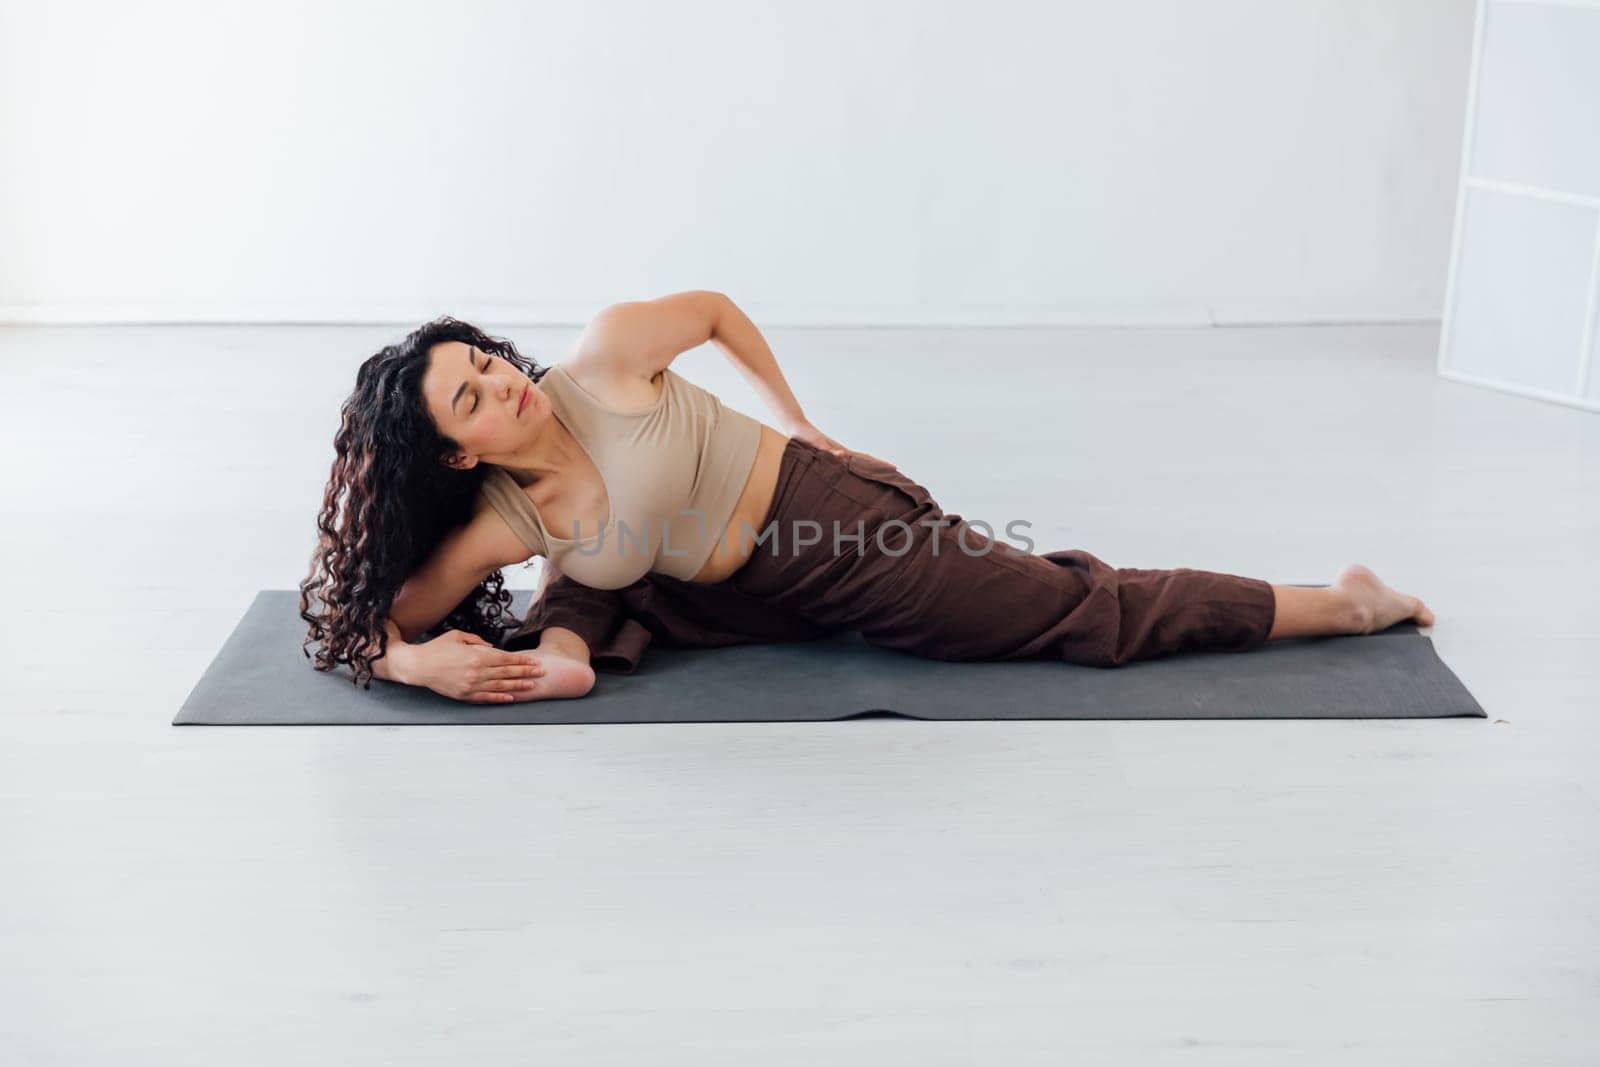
475, 362, 764, 590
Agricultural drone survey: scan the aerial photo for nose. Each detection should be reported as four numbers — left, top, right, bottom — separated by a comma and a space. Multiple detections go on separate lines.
504, 374, 527, 409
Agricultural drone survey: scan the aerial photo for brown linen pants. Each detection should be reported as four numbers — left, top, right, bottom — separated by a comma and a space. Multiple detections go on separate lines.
503, 437, 1277, 672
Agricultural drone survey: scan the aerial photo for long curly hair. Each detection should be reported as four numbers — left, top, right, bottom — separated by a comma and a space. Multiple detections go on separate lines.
299, 315, 549, 688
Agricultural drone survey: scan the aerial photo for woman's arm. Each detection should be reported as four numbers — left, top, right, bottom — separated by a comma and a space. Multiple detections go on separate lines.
577, 291, 811, 433
387, 504, 525, 643
369, 618, 421, 684
370, 502, 597, 698
709, 296, 894, 465
707, 295, 809, 433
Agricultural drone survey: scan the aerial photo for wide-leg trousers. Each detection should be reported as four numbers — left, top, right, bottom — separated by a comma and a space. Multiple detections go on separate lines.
502, 437, 1277, 672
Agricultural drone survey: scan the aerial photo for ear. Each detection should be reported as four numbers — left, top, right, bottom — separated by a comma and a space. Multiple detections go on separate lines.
444, 451, 477, 472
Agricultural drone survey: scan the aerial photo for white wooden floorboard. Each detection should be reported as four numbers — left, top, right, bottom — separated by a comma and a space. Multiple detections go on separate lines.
1, 323, 1596, 1065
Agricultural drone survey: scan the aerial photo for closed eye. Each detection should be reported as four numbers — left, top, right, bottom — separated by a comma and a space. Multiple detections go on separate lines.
471, 351, 494, 414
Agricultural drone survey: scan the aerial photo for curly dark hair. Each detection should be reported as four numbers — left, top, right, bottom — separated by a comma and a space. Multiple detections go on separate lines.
299, 315, 549, 688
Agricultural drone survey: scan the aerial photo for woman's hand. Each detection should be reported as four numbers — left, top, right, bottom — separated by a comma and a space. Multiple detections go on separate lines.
410, 629, 593, 704
785, 418, 896, 470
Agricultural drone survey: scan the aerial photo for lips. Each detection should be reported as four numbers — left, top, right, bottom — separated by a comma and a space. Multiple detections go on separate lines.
518, 385, 529, 415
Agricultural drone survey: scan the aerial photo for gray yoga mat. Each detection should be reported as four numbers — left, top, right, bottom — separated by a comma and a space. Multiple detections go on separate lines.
173, 589, 1485, 724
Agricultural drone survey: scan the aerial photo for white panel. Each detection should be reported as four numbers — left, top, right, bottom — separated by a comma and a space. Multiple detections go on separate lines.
1444, 185, 1595, 396
1469, 1, 1600, 197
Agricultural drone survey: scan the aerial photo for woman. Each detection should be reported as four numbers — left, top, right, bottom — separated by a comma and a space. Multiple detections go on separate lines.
300, 292, 1434, 704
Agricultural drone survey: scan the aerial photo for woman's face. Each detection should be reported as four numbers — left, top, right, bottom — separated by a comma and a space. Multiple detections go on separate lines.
421, 340, 551, 470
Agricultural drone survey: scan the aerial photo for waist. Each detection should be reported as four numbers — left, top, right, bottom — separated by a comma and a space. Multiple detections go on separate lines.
684, 422, 792, 583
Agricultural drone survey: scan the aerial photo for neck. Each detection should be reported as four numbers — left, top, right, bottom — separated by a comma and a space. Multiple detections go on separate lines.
492, 413, 578, 481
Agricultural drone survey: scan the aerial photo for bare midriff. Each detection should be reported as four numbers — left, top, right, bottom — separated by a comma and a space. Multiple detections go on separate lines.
687, 422, 790, 584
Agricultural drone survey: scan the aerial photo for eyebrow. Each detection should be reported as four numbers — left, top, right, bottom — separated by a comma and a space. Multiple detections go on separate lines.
450, 347, 477, 415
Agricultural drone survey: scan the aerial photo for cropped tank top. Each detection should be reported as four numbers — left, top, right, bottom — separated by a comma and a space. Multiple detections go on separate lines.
475, 362, 764, 590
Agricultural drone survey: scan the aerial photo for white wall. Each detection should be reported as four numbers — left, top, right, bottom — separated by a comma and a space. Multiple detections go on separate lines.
0, 0, 1474, 327
1438, 0, 1600, 413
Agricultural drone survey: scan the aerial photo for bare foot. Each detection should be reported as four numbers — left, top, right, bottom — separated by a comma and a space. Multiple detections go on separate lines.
1333, 563, 1436, 634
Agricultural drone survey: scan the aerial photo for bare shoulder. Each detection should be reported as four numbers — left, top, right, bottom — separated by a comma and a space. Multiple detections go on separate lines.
552, 348, 666, 413
466, 486, 542, 569
571, 292, 724, 384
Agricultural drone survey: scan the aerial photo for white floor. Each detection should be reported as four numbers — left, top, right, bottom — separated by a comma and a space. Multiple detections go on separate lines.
2, 323, 1596, 1065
